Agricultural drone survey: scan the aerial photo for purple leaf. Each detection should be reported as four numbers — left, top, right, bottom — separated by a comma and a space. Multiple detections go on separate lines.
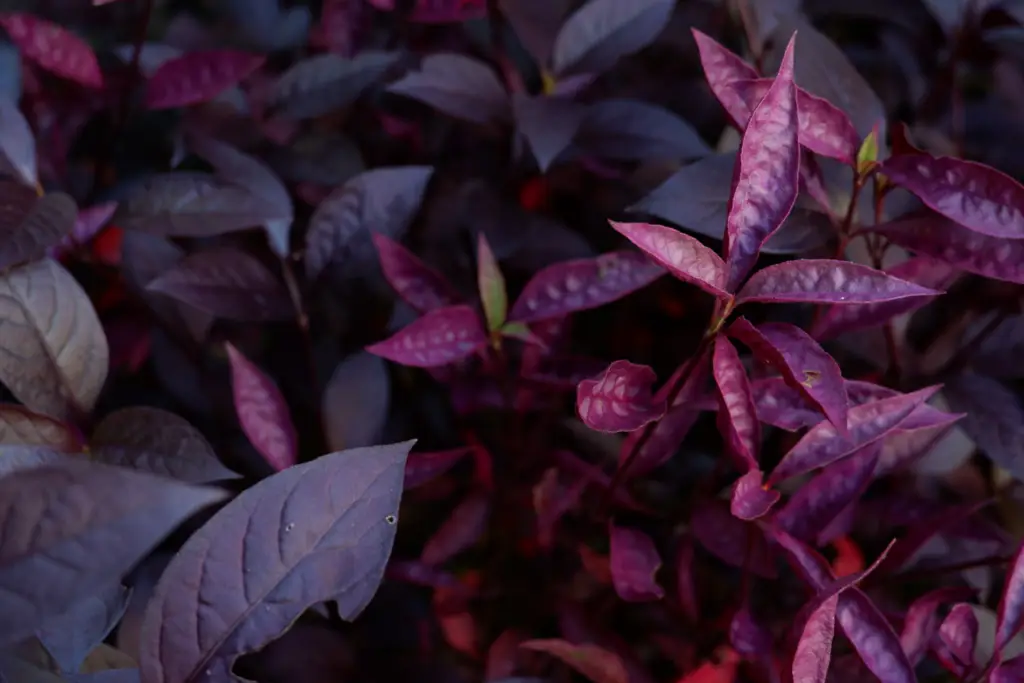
577, 360, 666, 433
574, 99, 711, 161
730, 605, 773, 658
513, 94, 584, 172
508, 251, 665, 323
736, 259, 941, 306
713, 336, 760, 470
728, 318, 848, 434
367, 0, 487, 23
730, 469, 780, 520
499, 0, 570, 66
609, 221, 730, 298
0, 13, 103, 88
609, 524, 665, 602
0, 460, 226, 646
899, 587, 977, 666
793, 593, 839, 683
226, 343, 298, 473
879, 153, 1024, 239
722, 34, 801, 289
691, 30, 759, 128
874, 501, 989, 576
477, 234, 508, 333
421, 490, 490, 565
137, 441, 413, 683
146, 247, 293, 322
940, 603, 979, 668
37, 582, 131, 674
51, 201, 119, 258
321, 352, 391, 453
269, 51, 401, 120
750, 377, 824, 431
991, 653, 1024, 683
691, 499, 778, 578
0, 187, 76, 270
768, 386, 941, 483
0, 95, 36, 187
944, 372, 1024, 482
0, 404, 81, 451
997, 542, 1024, 653
404, 447, 472, 489
550, 0, 674, 78
144, 50, 265, 110
387, 53, 510, 124
366, 304, 488, 368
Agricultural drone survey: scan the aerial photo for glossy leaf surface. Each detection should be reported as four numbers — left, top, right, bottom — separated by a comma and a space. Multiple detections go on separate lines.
366, 305, 487, 367
609, 221, 730, 298
736, 259, 940, 306
577, 360, 666, 433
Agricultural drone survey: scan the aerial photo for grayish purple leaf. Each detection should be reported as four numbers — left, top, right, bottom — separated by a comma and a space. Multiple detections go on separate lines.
574, 99, 710, 161
0, 188, 76, 271
321, 351, 390, 452
513, 94, 585, 172
944, 372, 1024, 483
37, 582, 131, 674
387, 53, 510, 124
0, 94, 35, 187
269, 51, 400, 120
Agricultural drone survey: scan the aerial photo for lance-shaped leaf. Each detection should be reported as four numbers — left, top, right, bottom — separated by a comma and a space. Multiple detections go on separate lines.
608, 524, 664, 602
728, 319, 848, 434
939, 603, 979, 670
0, 259, 108, 421
51, 201, 119, 259
574, 99, 711, 161
270, 51, 400, 120
226, 344, 298, 473
793, 592, 839, 683
421, 490, 490, 565
144, 50, 265, 110
730, 469, 780, 520
692, 500, 777, 578
997, 542, 1024, 653
37, 582, 131, 674
713, 336, 760, 470
137, 441, 413, 683
879, 154, 1024, 239
519, 640, 628, 683
751, 377, 823, 431
404, 447, 472, 490
513, 94, 584, 172
736, 259, 941, 306
550, 0, 674, 78
899, 587, 976, 666
367, 304, 487, 368
372, 234, 460, 313
509, 250, 664, 323
387, 53, 509, 124
0, 188, 75, 271
722, 35, 800, 290
0, 13, 102, 88
577, 360, 666, 433
691, 30, 759, 128
769, 386, 941, 483
0, 404, 80, 450
0, 95, 36, 187
944, 372, 1024, 482
477, 234, 507, 333
609, 221, 730, 298
876, 214, 1024, 285
0, 460, 226, 646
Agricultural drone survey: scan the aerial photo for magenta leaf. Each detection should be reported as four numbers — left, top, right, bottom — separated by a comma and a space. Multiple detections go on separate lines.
387, 53, 510, 125
692, 500, 777, 578
225, 343, 298, 473
0, 13, 102, 88
366, 304, 488, 368
508, 251, 665, 323
421, 490, 490, 565
372, 234, 459, 313
728, 318, 848, 434
899, 587, 977, 666
608, 524, 665, 602
713, 336, 760, 470
730, 469, 780, 520
691, 29, 759, 128
722, 34, 801, 289
144, 50, 265, 110
730, 605, 772, 657
880, 153, 1024, 239
768, 386, 941, 483
404, 447, 472, 489
577, 360, 666, 433
609, 221, 730, 298
940, 603, 979, 669
137, 441, 413, 683
997, 542, 1024, 653
991, 654, 1024, 683
792, 593, 839, 683
736, 259, 941, 306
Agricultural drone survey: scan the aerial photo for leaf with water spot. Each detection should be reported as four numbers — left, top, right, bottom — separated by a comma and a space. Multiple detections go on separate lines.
366, 304, 488, 368
577, 360, 666, 433
144, 50, 265, 110
609, 221, 730, 298
226, 343, 298, 473
372, 234, 460, 313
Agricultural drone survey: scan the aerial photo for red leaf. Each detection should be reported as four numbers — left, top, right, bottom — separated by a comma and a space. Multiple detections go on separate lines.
366, 304, 488, 367
609, 524, 665, 602
520, 639, 629, 683
372, 234, 460, 313
713, 337, 760, 470
609, 221, 730, 298
997, 541, 1024, 653
792, 593, 839, 683
730, 469, 779, 520
0, 13, 102, 88
736, 259, 941, 306
145, 50, 265, 110
225, 343, 298, 472
404, 447, 472, 489
991, 654, 1024, 683
577, 360, 666, 433
420, 490, 490, 565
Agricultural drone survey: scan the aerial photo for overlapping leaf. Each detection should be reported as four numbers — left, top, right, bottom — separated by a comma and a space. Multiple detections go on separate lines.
513, 94, 584, 172
144, 50, 265, 110
609, 221, 729, 298
37, 582, 131, 674
269, 51, 400, 120
899, 587, 976, 666
608, 524, 664, 602
226, 344, 298, 473
0, 13, 102, 88
321, 352, 391, 453
940, 603, 980, 669
373, 234, 459, 313
366, 305, 487, 367
0, 188, 76, 271
730, 469, 779, 520
577, 360, 666, 433
691, 30, 759, 128
0, 95, 36, 187
421, 490, 490, 565
519, 640, 628, 683
387, 53, 510, 124
736, 259, 941, 306
574, 99, 711, 161
0, 404, 80, 450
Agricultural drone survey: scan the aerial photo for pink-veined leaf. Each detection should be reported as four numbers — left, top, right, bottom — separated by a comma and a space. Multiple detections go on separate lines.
519, 639, 628, 683
508, 250, 665, 323
690, 29, 759, 128
577, 360, 666, 433
730, 469, 780, 520
404, 447, 472, 489
736, 259, 941, 306
899, 587, 977, 666
722, 34, 800, 290
608, 524, 665, 602
997, 541, 1024, 653
225, 343, 298, 473
420, 490, 490, 565
366, 0, 487, 23
768, 386, 941, 484
144, 50, 266, 110
366, 304, 487, 367
608, 221, 730, 298
727, 318, 848, 434
0, 13, 102, 88
712, 336, 760, 470
880, 153, 1024, 239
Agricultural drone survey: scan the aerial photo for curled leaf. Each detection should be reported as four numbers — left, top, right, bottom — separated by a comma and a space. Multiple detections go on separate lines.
577, 360, 666, 433
730, 469, 779, 520
366, 304, 488, 368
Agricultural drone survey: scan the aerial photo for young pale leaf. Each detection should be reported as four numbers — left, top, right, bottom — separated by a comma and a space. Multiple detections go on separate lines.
477, 234, 508, 333
577, 360, 666, 433
997, 542, 1024, 653
792, 593, 838, 683
609, 221, 730, 298
269, 51, 400, 120
858, 124, 880, 175
226, 344, 298, 473
387, 53, 510, 124
899, 587, 977, 666
144, 50, 265, 110
723, 34, 801, 290
0, 95, 36, 186
0, 13, 102, 88
513, 94, 584, 172
713, 336, 760, 470
146, 247, 293, 322
0, 259, 108, 421
608, 524, 664, 602
372, 234, 460, 312
574, 99, 711, 161
0, 404, 81, 451
941, 603, 980, 667
420, 490, 490, 565
727, 319, 848, 434
735, 259, 941, 306
321, 352, 390, 453
508, 251, 665, 323
37, 582, 131, 674
550, 0, 674, 78
305, 166, 434, 282
366, 304, 487, 368
0, 460, 226, 647
404, 448, 472, 490
137, 441, 413, 683
691, 30, 759, 127
730, 469, 780, 520
0, 190, 76, 271
519, 640, 628, 683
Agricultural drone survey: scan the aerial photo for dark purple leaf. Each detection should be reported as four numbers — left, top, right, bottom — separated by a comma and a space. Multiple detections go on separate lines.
997, 542, 1024, 653
421, 490, 490, 565
269, 51, 401, 120
873, 501, 989, 575
691, 30, 759, 128
0, 189, 76, 270
367, 0, 487, 23
37, 582, 131, 674
321, 352, 391, 453
513, 94, 584, 172
0, 404, 81, 451
146, 247, 293, 322
137, 441, 413, 683
736, 259, 941, 306
574, 99, 710, 161
312, 0, 359, 56
0, 95, 36, 187
608, 524, 664, 602
713, 336, 760, 470
609, 221, 729, 298
723, 35, 801, 289
226, 343, 298, 473
940, 603, 979, 667
499, 0, 571, 66
730, 469, 780, 520
144, 50, 265, 110
730, 605, 772, 657
366, 304, 488, 367
508, 250, 664, 323
577, 360, 666, 433
899, 587, 976, 666
0, 13, 102, 88
991, 653, 1024, 683
404, 447, 472, 489
944, 372, 1024, 482
387, 53, 510, 124
691, 500, 777, 578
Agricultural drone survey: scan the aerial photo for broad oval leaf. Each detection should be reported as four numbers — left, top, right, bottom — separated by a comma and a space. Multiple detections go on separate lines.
551, 0, 674, 78
0, 459, 226, 647
372, 234, 460, 313
37, 581, 131, 675
730, 469, 779, 520
420, 489, 490, 565
0, 13, 102, 88
997, 542, 1024, 653
0, 189, 76, 271
321, 352, 390, 453
513, 93, 584, 172
574, 99, 711, 161
144, 50, 265, 110
0, 259, 108, 420
137, 441, 413, 683
0, 95, 36, 186
713, 336, 760, 470
226, 344, 298, 473
0, 404, 80, 450
508, 251, 665, 323
609, 221, 729, 298
735, 259, 940, 306
269, 51, 400, 120
366, 304, 487, 368
387, 53, 510, 124
577, 360, 666, 433
608, 524, 664, 602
